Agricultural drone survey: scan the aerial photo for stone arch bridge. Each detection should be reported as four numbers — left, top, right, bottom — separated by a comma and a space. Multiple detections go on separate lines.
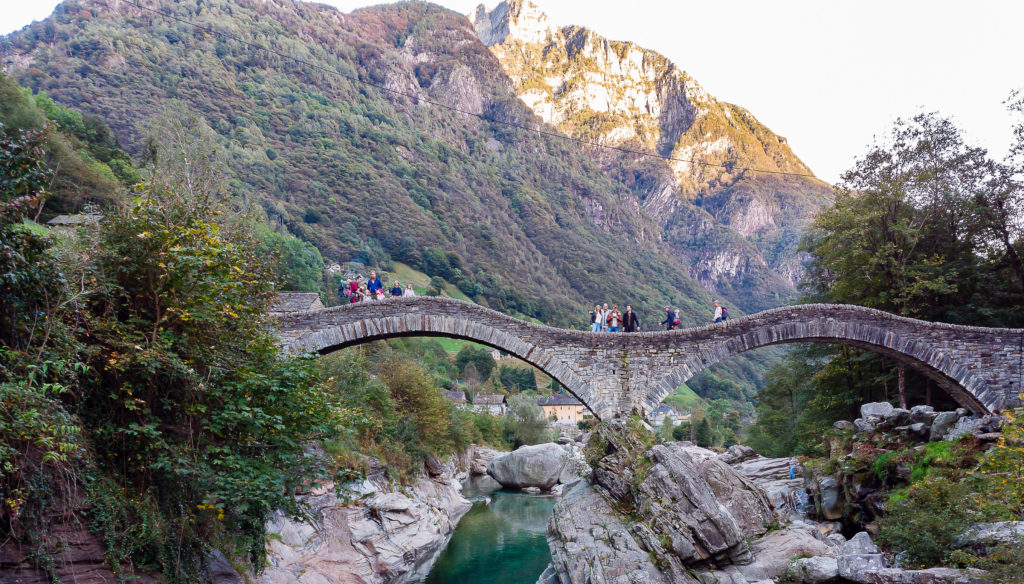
274, 297, 1023, 420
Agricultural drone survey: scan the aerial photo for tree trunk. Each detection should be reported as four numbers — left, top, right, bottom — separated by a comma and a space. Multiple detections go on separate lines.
898, 363, 907, 409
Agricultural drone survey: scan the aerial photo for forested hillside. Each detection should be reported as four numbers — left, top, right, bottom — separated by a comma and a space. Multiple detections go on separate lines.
2, 0, 720, 326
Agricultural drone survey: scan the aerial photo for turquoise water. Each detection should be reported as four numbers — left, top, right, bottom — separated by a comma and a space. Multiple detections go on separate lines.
418, 479, 557, 584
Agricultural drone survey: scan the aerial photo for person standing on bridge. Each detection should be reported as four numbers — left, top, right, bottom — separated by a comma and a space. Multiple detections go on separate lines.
367, 270, 383, 296
622, 305, 640, 332
661, 306, 678, 330
390, 280, 403, 297
606, 305, 622, 332
600, 303, 611, 332
589, 305, 601, 332
712, 301, 723, 323
404, 283, 416, 297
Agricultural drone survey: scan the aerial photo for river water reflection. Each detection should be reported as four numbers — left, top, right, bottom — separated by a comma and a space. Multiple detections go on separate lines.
417, 477, 557, 584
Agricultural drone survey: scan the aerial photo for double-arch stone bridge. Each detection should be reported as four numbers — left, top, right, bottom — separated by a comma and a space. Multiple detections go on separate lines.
275, 297, 1024, 420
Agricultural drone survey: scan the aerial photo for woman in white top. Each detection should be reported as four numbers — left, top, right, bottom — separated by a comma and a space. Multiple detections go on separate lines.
403, 283, 416, 297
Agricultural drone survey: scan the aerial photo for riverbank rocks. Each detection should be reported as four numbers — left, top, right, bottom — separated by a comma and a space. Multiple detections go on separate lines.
487, 443, 570, 491
954, 521, 1024, 552
258, 455, 471, 584
789, 556, 840, 583
695, 521, 836, 583
837, 532, 986, 584
468, 445, 504, 476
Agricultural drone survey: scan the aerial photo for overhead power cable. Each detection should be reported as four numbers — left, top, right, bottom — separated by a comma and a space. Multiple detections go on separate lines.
120, 0, 818, 179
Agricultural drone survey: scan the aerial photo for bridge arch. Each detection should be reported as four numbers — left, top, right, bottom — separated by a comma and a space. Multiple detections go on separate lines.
274, 301, 609, 416
641, 305, 1021, 415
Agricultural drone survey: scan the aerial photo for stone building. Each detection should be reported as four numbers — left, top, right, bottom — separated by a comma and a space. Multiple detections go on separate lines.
442, 391, 468, 408
473, 393, 507, 416
538, 393, 589, 425
647, 404, 686, 428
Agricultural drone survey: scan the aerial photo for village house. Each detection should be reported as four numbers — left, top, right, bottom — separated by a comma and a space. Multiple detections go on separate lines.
472, 393, 507, 416
442, 391, 468, 408
537, 393, 590, 425
647, 404, 689, 428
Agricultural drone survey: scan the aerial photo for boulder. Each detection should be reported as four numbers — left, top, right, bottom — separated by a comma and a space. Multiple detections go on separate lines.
854, 418, 876, 433
908, 405, 936, 425
833, 420, 855, 431
487, 443, 567, 490
929, 412, 959, 442
718, 444, 759, 465
631, 443, 777, 566
816, 477, 843, 521
469, 445, 504, 476
884, 408, 910, 426
547, 481, 690, 584
954, 521, 1024, 550
838, 532, 888, 581
535, 564, 562, 584
861, 402, 895, 419
789, 556, 840, 583
696, 523, 836, 583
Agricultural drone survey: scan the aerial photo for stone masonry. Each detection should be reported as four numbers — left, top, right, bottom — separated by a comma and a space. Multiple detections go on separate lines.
274, 297, 1024, 420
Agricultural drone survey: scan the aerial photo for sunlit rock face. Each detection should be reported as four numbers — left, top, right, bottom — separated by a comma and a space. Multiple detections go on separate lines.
472, 0, 835, 311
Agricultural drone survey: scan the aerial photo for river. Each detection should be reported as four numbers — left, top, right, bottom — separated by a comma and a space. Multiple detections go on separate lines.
414, 477, 557, 584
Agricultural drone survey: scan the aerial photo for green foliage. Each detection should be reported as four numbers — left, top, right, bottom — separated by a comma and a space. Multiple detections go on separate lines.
255, 224, 325, 292
499, 364, 537, 392
505, 393, 551, 447
455, 345, 496, 381
694, 418, 713, 447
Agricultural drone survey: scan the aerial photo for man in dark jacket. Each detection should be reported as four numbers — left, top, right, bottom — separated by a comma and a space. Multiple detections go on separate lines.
661, 306, 677, 330
622, 305, 640, 332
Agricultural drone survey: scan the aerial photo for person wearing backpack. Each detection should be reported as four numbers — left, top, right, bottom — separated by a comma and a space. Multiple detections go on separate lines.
721, 306, 729, 321
661, 306, 678, 331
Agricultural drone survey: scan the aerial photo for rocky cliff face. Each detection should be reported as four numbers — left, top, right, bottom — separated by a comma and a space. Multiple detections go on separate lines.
258, 452, 478, 584
471, 1, 834, 309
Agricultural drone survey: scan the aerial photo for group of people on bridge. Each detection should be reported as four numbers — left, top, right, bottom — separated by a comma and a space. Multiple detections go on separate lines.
588, 301, 729, 332
338, 270, 415, 303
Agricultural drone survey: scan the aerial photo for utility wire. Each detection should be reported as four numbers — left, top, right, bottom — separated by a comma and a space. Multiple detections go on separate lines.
120, 0, 818, 179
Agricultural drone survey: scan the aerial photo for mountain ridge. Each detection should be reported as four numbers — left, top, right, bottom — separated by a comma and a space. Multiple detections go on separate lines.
471, 0, 833, 305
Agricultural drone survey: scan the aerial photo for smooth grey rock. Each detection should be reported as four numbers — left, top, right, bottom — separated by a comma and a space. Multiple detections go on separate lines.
469, 445, 504, 476
908, 422, 928, 437
547, 481, 686, 584
817, 477, 843, 520
487, 443, 567, 490
535, 564, 563, 584
861, 402, 895, 419
954, 521, 1024, 549
825, 533, 847, 548
930, 412, 959, 442
838, 532, 887, 581
908, 405, 936, 425
522, 486, 542, 494
699, 523, 836, 583
944, 417, 988, 442
884, 408, 910, 426
206, 550, 245, 584
789, 556, 840, 583
833, 420, 855, 431
718, 444, 758, 465
854, 418, 876, 433
259, 457, 471, 584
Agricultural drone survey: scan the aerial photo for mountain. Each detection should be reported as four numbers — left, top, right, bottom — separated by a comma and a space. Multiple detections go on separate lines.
0, 0, 798, 400
471, 0, 834, 310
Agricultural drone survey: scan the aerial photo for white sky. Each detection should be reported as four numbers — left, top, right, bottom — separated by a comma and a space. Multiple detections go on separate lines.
3, 0, 1023, 184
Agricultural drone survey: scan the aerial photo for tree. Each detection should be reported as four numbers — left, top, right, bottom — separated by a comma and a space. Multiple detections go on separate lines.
455, 345, 496, 380
694, 418, 713, 448
504, 393, 549, 447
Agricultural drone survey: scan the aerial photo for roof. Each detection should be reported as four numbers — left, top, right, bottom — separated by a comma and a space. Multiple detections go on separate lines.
442, 391, 467, 404
474, 394, 506, 406
46, 213, 102, 226
538, 393, 583, 407
272, 292, 324, 313
651, 405, 678, 416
